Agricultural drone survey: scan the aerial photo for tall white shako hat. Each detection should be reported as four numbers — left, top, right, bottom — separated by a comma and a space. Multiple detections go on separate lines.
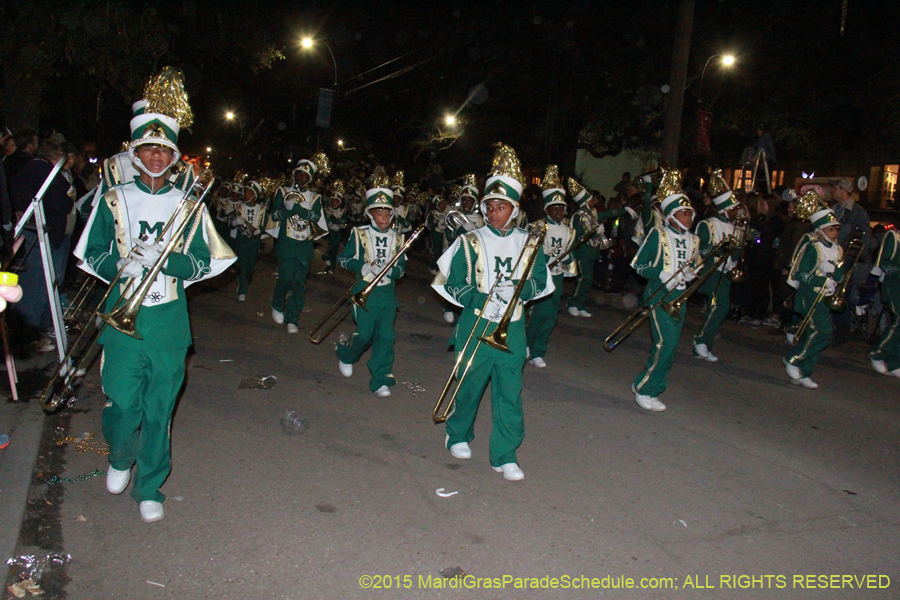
807, 189, 838, 231
566, 177, 591, 207
707, 169, 738, 212
245, 180, 263, 201
391, 170, 406, 196
459, 173, 479, 201
293, 152, 330, 184
657, 168, 695, 223
128, 67, 193, 177
541, 165, 566, 210
365, 172, 394, 223
480, 143, 525, 222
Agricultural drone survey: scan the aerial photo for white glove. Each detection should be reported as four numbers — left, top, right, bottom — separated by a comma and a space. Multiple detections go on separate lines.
824, 277, 837, 296
664, 271, 686, 291
624, 206, 638, 220
116, 258, 144, 279
283, 199, 296, 211
492, 279, 515, 304
230, 217, 241, 227
132, 240, 164, 268
361, 263, 375, 277
682, 266, 698, 281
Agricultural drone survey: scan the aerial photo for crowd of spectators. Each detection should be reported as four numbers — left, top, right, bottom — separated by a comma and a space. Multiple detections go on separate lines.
2, 127, 98, 351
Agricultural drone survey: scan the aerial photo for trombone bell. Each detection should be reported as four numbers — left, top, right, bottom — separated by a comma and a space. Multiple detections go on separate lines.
478, 325, 510, 353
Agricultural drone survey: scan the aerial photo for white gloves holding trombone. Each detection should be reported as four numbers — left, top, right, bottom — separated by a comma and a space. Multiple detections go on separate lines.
484, 279, 515, 322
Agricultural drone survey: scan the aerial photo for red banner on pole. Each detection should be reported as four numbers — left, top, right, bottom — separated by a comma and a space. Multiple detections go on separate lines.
697, 109, 712, 155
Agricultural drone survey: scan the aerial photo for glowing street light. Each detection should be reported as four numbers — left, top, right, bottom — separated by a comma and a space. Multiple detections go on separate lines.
698, 53, 737, 104
337, 140, 344, 146
206, 147, 212, 153
225, 111, 235, 120
444, 115, 457, 126
300, 36, 338, 88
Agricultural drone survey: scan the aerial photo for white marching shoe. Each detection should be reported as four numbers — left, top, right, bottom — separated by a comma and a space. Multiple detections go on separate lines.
374, 385, 391, 397
528, 357, 547, 368
493, 463, 524, 481
443, 310, 455, 323
889, 368, 900, 379
237, 294, 246, 302
577, 309, 592, 317
449, 442, 471, 459
286, 324, 299, 334
567, 306, 580, 317
693, 343, 719, 362
271, 307, 284, 325
783, 358, 801, 381
871, 358, 888, 374
139, 501, 164, 523
631, 384, 656, 411
106, 466, 131, 495
795, 377, 818, 389
339, 361, 353, 377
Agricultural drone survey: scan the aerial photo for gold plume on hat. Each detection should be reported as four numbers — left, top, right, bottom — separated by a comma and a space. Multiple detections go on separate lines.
566, 177, 586, 199
707, 169, 730, 198
313, 152, 331, 177
542, 165, 562, 191
369, 172, 391, 191
795, 190, 827, 220
330, 180, 345, 195
391, 170, 405, 188
232, 169, 248, 185
656, 168, 683, 200
488, 143, 524, 185
463, 173, 477, 188
143, 67, 194, 129
258, 174, 285, 197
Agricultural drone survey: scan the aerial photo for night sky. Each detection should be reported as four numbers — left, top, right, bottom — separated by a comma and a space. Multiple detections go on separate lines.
5, 0, 899, 181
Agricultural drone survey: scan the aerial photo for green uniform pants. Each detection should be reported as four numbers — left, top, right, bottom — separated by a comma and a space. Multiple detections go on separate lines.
633, 290, 686, 397
568, 256, 596, 310
785, 302, 832, 378
446, 313, 526, 467
101, 346, 186, 504
323, 231, 342, 270
693, 271, 731, 351
272, 255, 311, 325
869, 282, 900, 371
526, 273, 564, 360
234, 234, 262, 295
336, 302, 397, 391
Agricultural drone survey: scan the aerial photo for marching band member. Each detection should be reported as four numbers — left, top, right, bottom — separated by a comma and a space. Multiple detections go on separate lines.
336, 174, 406, 397
426, 193, 448, 274
783, 208, 848, 389
869, 220, 900, 378
565, 178, 632, 317
525, 165, 576, 368
630, 169, 700, 411
213, 181, 235, 245
322, 180, 348, 274
74, 68, 235, 522
691, 170, 743, 362
231, 180, 267, 301
439, 175, 484, 324
432, 144, 553, 481
391, 170, 411, 234
269, 154, 329, 334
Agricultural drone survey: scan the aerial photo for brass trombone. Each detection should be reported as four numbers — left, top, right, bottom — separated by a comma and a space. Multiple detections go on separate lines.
725, 214, 749, 283
309, 224, 426, 344
38, 173, 215, 413
603, 236, 737, 352
659, 237, 740, 319
792, 229, 864, 344
432, 222, 547, 424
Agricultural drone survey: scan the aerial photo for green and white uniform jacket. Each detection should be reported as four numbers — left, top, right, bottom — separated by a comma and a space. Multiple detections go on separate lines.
74, 178, 236, 349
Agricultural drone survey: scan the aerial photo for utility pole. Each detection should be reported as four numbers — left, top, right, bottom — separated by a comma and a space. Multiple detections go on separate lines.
660, 0, 695, 167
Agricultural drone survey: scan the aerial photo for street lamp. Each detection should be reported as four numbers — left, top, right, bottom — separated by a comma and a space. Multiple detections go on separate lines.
300, 36, 338, 88
444, 115, 457, 126
697, 54, 736, 104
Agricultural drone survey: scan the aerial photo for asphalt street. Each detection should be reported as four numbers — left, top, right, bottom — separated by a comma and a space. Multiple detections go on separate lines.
4, 242, 900, 600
